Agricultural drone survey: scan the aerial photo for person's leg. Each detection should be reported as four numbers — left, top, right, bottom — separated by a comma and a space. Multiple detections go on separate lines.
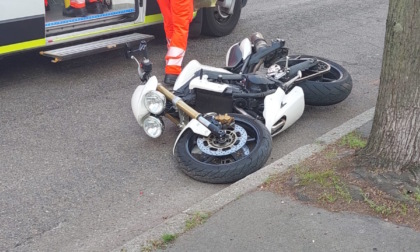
45, 0, 50, 11
63, 0, 88, 17
86, 0, 104, 14
157, 0, 174, 45
164, 0, 193, 81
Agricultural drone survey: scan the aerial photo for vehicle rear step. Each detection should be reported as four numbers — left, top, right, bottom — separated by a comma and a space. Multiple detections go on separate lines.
40, 33, 154, 63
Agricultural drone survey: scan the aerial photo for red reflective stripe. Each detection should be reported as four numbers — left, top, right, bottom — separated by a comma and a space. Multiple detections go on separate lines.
70, 1, 86, 8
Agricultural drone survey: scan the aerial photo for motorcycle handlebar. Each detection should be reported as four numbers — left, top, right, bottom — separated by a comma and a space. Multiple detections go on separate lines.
250, 32, 268, 52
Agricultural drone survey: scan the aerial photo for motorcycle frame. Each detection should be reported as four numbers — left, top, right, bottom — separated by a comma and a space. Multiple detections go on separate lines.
172, 59, 305, 135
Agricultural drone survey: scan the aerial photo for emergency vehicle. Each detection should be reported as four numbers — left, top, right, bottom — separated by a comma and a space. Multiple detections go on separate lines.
0, 0, 247, 62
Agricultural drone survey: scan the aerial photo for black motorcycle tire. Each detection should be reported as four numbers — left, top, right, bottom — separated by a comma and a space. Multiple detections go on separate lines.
174, 114, 272, 184
285, 55, 353, 106
201, 1, 241, 37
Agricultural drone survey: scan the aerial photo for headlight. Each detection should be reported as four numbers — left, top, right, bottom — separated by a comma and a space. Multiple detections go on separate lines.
143, 116, 164, 138
144, 90, 166, 114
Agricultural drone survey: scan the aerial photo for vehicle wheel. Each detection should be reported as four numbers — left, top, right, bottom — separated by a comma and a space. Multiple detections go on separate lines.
175, 114, 272, 184
201, 0, 241, 37
189, 9, 203, 39
286, 55, 353, 106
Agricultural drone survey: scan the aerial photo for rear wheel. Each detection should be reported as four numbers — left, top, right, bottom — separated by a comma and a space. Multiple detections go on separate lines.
201, 0, 241, 37
279, 55, 353, 106
175, 114, 272, 184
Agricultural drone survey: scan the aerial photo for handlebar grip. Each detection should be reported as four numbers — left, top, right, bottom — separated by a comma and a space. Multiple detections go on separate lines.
250, 32, 268, 52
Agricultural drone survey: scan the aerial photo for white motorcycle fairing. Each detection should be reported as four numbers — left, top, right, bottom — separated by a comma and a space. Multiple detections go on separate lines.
131, 76, 158, 127
173, 118, 211, 154
263, 86, 305, 134
225, 38, 252, 68
189, 75, 230, 93
173, 60, 232, 91
131, 75, 211, 151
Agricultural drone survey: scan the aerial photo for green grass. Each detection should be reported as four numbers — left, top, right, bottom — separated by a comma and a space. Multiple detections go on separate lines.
140, 212, 211, 252
295, 166, 352, 203
296, 168, 335, 187
161, 233, 176, 243
140, 233, 177, 252
319, 193, 337, 203
340, 132, 367, 149
263, 175, 276, 185
324, 149, 338, 159
363, 194, 393, 215
185, 212, 210, 231
414, 190, 420, 203
399, 203, 408, 216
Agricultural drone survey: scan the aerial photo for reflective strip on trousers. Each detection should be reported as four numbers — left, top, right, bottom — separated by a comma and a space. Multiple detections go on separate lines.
70, 0, 85, 8
165, 46, 185, 67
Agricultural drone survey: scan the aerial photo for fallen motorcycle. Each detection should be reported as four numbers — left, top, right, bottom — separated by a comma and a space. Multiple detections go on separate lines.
169, 32, 352, 136
130, 33, 352, 183
130, 42, 272, 184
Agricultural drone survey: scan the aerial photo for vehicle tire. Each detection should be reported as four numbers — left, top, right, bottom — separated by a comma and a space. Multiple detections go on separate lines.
175, 114, 272, 184
189, 9, 203, 39
201, 0, 241, 37
286, 55, 353, 106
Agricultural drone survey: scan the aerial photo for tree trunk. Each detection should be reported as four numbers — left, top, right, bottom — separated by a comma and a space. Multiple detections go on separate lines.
361, 0, 420, 174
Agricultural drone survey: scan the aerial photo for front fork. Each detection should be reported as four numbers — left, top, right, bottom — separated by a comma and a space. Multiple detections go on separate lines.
156, 85, 226, 138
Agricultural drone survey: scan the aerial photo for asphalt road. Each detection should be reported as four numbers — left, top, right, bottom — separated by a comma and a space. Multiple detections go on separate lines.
0, 0, 387, 251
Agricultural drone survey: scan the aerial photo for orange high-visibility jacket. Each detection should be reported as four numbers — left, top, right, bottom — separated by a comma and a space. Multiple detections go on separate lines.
157, 0, 193, 75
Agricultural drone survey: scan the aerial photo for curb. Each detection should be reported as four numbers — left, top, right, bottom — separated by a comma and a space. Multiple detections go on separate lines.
115, 107, 375, 252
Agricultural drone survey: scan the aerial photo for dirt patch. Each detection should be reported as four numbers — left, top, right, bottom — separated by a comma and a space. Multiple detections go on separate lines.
261, 133, 420, 231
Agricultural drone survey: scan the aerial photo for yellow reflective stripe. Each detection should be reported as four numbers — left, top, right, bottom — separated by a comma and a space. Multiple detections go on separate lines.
143, 12, 195, 23
0, 38, 46, 54
0, 12, 179, 54
53, 14, 164, 43
144, 13, 164, 23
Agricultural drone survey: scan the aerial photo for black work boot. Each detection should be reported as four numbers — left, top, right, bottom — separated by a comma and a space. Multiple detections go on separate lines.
86, 1, 104, 14
164, 74, 178, 86
63, 6, 88, 17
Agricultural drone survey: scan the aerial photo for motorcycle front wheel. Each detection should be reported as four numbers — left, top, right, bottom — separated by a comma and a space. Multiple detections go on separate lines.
174, 114, 272, 184
280, 55, 353, 106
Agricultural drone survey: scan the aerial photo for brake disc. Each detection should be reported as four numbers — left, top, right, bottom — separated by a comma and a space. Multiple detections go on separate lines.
197, 124, 248, 156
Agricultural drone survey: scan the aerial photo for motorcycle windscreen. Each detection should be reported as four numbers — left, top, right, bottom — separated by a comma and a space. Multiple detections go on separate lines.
226, 43, 243, 68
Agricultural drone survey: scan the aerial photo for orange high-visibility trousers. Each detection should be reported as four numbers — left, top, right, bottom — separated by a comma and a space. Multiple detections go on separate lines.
68, 0, 85, 8
156, 0, 194, 75
69, 0, 101, 9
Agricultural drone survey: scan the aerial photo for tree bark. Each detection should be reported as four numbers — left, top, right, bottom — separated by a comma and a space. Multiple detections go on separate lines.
361, 0, 420, 174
